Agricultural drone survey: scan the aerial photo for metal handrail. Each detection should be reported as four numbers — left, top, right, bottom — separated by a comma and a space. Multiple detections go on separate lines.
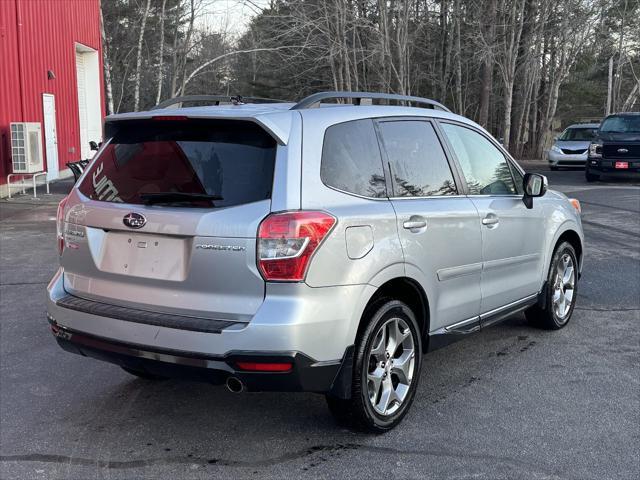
291, 91, 451, 112
152, 95, 290, 110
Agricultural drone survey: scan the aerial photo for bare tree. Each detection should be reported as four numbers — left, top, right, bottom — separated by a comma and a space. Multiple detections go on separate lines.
100, 5, 114, 115
155, 0, 167, 105
182, 46, 303, 90
534, 0, 594, 156
453, 0, 463, 113
478, 0, 497, 128
612, 0, 629, 111
101, 0, 634, 157
133, 0, 151, 112
621, 82, 639, 111
177, 0, 197, 95
495, 0, 526, 150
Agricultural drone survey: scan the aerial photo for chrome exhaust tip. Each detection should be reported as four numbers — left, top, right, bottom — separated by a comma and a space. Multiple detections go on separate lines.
226, 376, 244, 393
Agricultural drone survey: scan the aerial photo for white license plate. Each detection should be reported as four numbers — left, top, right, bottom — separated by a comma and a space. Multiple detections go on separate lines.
99, 231, 188, 280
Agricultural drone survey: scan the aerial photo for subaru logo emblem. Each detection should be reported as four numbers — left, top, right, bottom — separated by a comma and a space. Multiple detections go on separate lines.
617, 148, 629, 153
123, 212, 146, 229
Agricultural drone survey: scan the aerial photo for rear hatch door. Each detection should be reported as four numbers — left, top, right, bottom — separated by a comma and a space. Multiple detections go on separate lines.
61, 118, 276, 321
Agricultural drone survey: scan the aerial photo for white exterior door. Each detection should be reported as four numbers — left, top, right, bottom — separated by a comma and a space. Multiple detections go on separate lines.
42, 94, 59, 181
76, 50, 89, 159
75, 44, 102, 160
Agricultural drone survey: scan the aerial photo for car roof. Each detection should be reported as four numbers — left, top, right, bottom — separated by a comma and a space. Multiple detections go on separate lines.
106, 102, 483, 145
566, 123, 600, 129
605, 112, 640, 117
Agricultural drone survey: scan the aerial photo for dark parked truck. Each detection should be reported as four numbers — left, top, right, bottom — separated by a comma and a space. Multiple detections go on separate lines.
586, 112, 640, 182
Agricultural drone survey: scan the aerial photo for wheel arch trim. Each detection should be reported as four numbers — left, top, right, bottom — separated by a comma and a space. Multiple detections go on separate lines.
354, 267, 431, 348
547, 222, 584, 277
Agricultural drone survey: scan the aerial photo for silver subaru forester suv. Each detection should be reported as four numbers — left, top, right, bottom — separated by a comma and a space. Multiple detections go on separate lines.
48, 92, 584, 432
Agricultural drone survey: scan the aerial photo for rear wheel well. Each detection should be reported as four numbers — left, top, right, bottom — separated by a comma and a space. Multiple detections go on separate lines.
359, 278, 429, 344
555, 230, 582, 270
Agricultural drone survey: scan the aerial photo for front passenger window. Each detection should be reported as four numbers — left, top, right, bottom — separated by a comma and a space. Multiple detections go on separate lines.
440, 123, 516, 195
509, 163, 524, 195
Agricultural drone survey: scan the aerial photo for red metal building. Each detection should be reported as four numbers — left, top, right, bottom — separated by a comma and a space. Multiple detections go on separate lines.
0, 0, 105, 195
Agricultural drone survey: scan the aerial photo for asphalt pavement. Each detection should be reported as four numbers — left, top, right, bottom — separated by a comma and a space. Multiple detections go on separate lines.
1, 168, 638, 479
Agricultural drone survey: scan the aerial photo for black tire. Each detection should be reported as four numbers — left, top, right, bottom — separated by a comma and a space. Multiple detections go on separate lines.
326, 299, 422, 433
525, 241, 579, 330
585, 169, 600, 182
121, 366, 168, 381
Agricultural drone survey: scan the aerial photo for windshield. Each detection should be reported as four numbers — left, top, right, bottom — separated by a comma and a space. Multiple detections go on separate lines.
558, 127, 597, 141
78, 119, 277, 208
600, 116, 640, 133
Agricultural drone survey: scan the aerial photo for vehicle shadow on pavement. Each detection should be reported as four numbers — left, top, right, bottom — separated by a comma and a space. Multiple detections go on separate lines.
51, 314, 534, 448
4, 300, 637, 478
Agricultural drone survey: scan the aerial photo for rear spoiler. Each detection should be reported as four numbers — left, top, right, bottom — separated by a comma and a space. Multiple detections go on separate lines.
103, 113, 293, 146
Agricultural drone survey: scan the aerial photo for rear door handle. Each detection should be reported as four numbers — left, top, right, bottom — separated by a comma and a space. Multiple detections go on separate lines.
403, 216, 427, 231
482, 214, 499, 227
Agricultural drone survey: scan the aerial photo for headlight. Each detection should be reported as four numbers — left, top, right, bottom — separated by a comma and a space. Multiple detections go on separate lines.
551, 145, 562, 154
589, 142, 603, 158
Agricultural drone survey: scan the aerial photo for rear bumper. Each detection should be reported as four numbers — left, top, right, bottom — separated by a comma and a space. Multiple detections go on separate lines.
47, 268, 371, 395
49, 319, 353, 394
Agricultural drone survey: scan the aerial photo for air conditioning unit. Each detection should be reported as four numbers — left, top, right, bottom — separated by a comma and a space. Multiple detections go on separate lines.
10, 122, 44, 173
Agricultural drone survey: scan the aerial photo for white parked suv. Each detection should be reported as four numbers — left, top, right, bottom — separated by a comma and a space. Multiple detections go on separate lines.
48, 92, 584, 431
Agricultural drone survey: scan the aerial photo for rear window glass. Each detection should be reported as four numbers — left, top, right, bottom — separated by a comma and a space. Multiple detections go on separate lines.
558, 128, 597, 141
79, 119, 277, 208
320, 119, 387, 198
600, 115, 640, 133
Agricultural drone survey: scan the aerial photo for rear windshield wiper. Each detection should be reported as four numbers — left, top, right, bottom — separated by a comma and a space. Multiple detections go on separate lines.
139, 192, 223, 206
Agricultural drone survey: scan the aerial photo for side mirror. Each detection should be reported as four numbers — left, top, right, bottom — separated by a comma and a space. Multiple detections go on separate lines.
89, 141, 99, 151
522, 173, 547, 209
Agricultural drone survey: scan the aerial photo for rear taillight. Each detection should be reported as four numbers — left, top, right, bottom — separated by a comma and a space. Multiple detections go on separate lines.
56, 196, 67, 256
257, 211, 336, 282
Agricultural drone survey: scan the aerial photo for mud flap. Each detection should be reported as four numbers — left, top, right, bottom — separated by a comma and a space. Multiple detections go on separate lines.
328, 345, 355, 399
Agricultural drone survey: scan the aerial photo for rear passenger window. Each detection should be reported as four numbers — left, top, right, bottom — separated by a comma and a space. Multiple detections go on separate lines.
321, 119, 386, 198
378, 120, 457, 197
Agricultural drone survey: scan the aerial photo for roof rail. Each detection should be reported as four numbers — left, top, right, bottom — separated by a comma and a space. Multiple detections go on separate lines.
152, 95, 290, 110
291, 91, 451, 112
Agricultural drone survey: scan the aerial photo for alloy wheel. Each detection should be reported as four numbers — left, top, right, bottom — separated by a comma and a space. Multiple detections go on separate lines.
366, 317, 416, 416
552, 253, 575, 321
